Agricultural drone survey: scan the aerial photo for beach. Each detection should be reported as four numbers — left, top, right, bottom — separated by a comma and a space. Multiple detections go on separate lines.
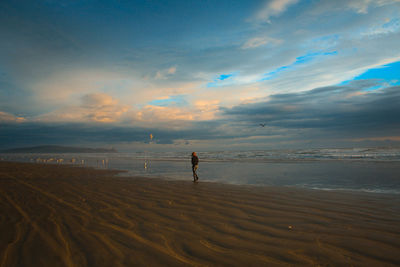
1, 161, 400, 266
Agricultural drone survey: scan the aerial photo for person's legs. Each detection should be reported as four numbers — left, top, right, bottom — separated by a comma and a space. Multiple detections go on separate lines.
192, 165, 198, 181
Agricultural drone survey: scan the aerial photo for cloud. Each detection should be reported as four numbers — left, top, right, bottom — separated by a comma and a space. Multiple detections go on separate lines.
222, 82, 400, 139
1, 82, 399, 150
0, 120, 225, 149
81, 93, 119, 108
255, 0, 299, 22
3, 0, 400, 120
29, 68, 136, 108
147, 95, 186, 107
1, 0, 400, 150
0, 122, 148, 149
155, 66, 177, 79
361, 18, 400, 36
137, 105, 195, 122
347, 0, 400, 14
0, 111, 26, 123
241, 36, 283, 49
37, 93, 130, 123
128, 100, 220, 128
79, 93, 130, 123
352, 136, 400, 142
194, 100, 220, 120
34, 91, 222, 129
168, 67, 177, 74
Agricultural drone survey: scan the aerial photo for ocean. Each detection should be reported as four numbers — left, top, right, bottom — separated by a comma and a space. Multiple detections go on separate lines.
1, 147, 400, 194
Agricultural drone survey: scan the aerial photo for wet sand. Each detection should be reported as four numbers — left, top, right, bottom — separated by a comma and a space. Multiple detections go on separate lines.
1, 161, 399, 266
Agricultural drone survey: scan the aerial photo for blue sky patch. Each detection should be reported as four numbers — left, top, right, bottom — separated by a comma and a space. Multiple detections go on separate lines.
383, 18, 399, 30
295, 51, 337, 64
339, 61, 400, 89
354, 61, 400, 83
148, 95, 187, 107
207, 72, 237, 87
261, 51, 338, 81
218, 74, 233, 80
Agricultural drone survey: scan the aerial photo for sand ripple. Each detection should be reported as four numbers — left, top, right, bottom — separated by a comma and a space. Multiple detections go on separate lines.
1, 162, 400, 266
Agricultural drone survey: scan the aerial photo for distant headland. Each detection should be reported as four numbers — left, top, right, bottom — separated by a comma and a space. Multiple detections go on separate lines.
1, 145, 118, 153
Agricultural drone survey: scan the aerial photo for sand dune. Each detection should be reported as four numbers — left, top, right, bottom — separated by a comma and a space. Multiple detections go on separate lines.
1, 161, 400, 266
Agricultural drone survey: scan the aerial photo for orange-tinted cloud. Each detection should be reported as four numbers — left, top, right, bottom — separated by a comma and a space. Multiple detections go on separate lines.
0, 111, 26, 123
36, 93, 130, 123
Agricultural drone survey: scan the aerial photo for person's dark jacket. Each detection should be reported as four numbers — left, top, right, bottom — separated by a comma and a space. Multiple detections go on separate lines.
191, 155, 199, 166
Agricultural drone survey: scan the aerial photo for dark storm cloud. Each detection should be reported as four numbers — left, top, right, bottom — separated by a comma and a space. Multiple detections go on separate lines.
1, 81, 399, 150
221, 82, 400, 137
0, 121, 225, 150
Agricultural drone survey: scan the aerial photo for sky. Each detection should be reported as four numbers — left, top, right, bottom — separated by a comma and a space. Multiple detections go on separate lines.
1, 0, 400, 151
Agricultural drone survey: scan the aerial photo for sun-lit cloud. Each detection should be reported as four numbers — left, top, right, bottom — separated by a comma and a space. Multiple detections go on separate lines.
254, 0, 299, 23
81, 93, 119, 108
1, 82, 399, 149
138, 105, 194, 121
31, 69, 135, 105
36, 93, 130, 123
345, 91, 367, 98
130, 99, 221, 127
194, 100, 220, 120
0, 111, 26, 123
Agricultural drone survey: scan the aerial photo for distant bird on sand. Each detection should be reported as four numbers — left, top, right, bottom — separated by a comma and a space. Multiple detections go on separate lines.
259, 123, 266, 127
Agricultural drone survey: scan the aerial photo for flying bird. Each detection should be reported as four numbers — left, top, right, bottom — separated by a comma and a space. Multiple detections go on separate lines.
259, 123, 266, 127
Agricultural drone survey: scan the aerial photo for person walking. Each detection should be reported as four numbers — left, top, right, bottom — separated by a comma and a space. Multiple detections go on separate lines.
191, 152, 199, 182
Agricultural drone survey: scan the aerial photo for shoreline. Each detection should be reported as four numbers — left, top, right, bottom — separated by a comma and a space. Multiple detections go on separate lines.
1, 161, 400, 266
3, 153, 400, 163
2, 157, 400, 196
119, 172, 400, 197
